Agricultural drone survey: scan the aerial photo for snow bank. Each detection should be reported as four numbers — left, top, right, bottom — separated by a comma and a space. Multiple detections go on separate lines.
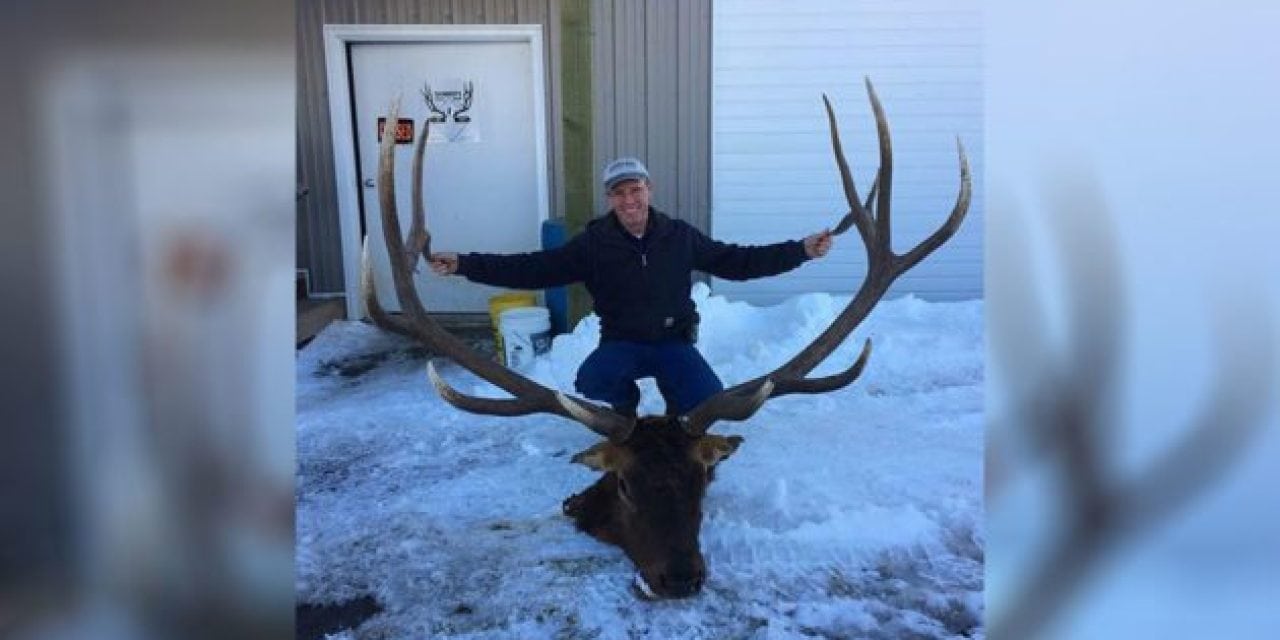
297, 285, 984, 638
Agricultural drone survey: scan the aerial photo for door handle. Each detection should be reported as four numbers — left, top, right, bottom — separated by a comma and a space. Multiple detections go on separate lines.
363, 178, 375, 188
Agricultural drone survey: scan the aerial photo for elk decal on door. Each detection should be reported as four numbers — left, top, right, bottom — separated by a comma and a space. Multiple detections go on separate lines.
421, 79, 479, 143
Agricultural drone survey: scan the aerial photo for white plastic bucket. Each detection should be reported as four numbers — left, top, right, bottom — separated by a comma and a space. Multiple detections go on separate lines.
498, 306, 552, 368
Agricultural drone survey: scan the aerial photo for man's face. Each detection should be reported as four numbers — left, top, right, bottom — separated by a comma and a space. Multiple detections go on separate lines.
608, 179, 651, 234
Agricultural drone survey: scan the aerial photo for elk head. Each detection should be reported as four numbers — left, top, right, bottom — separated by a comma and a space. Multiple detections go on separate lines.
561, 421, 743, 598
362, 78, 970, 599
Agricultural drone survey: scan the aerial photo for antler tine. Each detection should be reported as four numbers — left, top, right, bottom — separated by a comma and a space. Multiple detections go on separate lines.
682, 340, 870, 436
363, 102, 635, 443
864, 168, 880, 217
377, 101, 429, 321
822, 93, 874, 247
681, 379, 776, 436
770, 338, 872, 396
899, 137, 972, 270
684, 78, 972, 431
361, 237, 411, 338
426, 362, 631, 441
865, 76, 894, 251
405, 118, 431, 261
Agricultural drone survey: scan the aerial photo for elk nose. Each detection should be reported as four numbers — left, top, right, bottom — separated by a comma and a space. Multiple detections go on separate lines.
658, 566, 706, 598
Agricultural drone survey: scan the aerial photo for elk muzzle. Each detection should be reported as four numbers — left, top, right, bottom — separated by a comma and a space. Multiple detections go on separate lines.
640, 554, 707, 599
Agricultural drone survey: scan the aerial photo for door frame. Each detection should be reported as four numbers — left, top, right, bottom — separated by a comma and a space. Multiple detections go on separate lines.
323, 24, 550, 320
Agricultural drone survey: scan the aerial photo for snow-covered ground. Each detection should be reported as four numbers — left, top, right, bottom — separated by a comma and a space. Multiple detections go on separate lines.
296, 284, 984, 639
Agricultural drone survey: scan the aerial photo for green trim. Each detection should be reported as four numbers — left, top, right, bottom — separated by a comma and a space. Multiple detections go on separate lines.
561, 0, 594, 327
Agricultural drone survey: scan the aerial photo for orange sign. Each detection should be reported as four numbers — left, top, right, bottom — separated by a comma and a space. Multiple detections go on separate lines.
377, 117, 415, 144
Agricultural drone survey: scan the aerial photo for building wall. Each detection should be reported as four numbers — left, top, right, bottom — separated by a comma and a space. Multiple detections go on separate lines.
299, 0, 973, 302
298, 0, 714, 295
298, 0, 564, 294
712, 0, 983, 303
592, 0, 713, 236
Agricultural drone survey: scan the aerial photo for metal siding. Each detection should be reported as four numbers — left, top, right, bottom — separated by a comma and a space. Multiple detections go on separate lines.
591, 0, 614, 203
645, 1, 673, 214
712, 0, 983, 303
679, 0, 700, 225
547, 0, 566, 218
296, 5, 315, 276
297, 0, 562, 294
485, 0, 516, 23
592, 0, 712, 233
691, 0, 712, 235
618, 1, 644, 162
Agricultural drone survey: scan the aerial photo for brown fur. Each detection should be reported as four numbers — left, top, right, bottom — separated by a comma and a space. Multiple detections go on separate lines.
562, 417, 742, 598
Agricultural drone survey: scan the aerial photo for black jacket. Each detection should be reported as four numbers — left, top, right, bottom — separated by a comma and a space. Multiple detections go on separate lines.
457, 208, 810, 343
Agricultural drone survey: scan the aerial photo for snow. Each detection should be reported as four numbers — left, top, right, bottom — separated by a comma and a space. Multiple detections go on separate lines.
296, 283, 983, 638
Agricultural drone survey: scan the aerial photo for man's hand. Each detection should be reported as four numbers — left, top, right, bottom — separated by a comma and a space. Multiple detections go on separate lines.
429, 252, 459, 276
803, 230, 833, 259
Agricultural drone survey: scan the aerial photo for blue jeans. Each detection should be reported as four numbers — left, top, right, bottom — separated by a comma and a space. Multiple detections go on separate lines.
574, 340, 725, 416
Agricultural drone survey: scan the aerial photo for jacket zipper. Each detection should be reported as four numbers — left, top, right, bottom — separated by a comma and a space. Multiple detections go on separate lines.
641, 253, 647, 267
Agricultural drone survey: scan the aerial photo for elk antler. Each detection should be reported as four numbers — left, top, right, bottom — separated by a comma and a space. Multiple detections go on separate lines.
362, 101, 636, 443
683, 77, 972, 435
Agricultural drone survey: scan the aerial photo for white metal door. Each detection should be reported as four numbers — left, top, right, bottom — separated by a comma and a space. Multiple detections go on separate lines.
349, 37, 547, 313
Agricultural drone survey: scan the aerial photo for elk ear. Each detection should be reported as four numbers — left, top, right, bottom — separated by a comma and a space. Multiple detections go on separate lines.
694, 435, 745, 467
571, 442, 625, 472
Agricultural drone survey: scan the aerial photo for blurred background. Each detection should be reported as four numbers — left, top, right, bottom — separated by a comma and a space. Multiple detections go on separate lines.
985, 0, 1280, 637
1, 1, 294, 638
0, 0, 1276, 638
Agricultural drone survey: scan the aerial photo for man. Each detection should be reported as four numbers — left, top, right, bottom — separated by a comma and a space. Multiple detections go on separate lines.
429, 157, 833, 417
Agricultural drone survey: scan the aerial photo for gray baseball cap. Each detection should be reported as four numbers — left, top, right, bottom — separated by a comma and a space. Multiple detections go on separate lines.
602, 157, 650, 191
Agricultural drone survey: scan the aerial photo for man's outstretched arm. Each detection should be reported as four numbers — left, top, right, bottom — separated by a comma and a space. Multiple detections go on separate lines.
428, 234, 589, 290
693, 227, 833, 281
